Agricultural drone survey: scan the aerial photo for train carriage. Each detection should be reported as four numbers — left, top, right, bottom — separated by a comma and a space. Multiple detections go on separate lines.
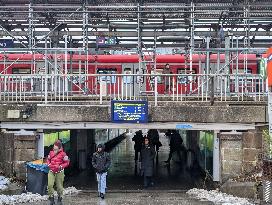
0, 53, 260, 98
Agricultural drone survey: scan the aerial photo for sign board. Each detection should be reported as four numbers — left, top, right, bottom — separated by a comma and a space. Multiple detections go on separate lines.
176, 124, 193, 129
96, 36, 117, 47
7, 110, 20, 119
107, 37, 116, 45
260, 58, 267, 78
111, 100, 148, 123
96, 36, 106, 46
0, 39, 14, 48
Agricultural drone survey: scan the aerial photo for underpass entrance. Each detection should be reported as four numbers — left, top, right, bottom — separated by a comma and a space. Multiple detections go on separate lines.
64, 129, 216, 191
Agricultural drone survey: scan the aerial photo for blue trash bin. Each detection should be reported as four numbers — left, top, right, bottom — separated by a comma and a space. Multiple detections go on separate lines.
26, 162, 49, 196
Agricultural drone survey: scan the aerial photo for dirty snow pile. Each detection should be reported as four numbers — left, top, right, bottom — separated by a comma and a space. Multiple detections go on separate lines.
187, 188, 254, 205
0, 186, 80, 205
0, 176, 9, 191
63, 186, 80, 195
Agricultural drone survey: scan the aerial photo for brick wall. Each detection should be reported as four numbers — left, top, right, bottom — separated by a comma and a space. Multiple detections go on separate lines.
0, 132, 37, 180
220, 133, 243, 181
220, 129, 263, 182
242, 131, 262, 173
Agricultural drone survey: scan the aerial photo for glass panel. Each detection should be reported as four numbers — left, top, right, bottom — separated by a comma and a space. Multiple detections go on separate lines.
97, 68, 117, 84
123, 68, 132, 84
199, 131, 214, 176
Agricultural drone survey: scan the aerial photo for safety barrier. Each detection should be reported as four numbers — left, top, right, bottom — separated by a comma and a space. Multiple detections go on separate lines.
0, 73, 267, 104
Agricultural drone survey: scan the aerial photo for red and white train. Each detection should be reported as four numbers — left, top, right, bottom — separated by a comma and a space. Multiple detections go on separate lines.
0, 54, 260, 95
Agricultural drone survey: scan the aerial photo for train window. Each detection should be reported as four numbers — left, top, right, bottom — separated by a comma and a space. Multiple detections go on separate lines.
239, 69, 251, 74
12, 68, 31, 74
177, 69, 196, 84
97, 68, 117, 84
150, 69, 163, 84
123, 68, 132, 84
72, 68, 86, 84
136, 68, 144, 84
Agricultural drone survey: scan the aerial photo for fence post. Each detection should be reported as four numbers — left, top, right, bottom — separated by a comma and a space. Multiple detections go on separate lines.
155, 76, 158, 106
99, 77, 103, 105
209, 75, 214, 105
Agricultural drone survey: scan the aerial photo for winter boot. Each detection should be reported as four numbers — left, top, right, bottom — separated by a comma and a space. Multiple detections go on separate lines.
49, 197, 55, 205
100, 193, 105, 199
57, 196, 63, 205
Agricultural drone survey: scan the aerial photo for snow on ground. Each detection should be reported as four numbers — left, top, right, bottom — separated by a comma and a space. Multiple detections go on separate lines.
187, 188, 254, 205
0, 187, 79, 205
0, 176, 10, 191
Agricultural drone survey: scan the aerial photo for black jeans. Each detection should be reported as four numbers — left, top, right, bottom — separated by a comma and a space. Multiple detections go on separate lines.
167, 148, 182, 162
135, 149, 141, 161
144, 176, 153, 187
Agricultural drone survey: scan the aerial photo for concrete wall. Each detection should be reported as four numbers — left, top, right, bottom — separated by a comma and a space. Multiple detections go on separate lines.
0, 102, 267, 123
0, 132, 37, 180
220, 129, 263, 182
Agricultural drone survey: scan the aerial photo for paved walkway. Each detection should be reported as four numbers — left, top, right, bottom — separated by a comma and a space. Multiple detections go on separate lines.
20, 192, 213, 205
66, 132, 204, 190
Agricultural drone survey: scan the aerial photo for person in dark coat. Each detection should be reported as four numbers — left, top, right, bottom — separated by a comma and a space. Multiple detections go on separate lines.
147, 129, 162, 152
92, 144, 111, 199
140, 137, 156, 188
132, 130, 144, 162
165, 130, 184, 164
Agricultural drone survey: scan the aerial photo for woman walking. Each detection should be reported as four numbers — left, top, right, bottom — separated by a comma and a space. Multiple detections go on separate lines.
140, 137, 156, 189
47, 140, 70, 205
92, 144, 111, 199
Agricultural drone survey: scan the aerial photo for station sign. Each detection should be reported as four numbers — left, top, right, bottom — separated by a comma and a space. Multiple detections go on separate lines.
176, 124, 193, 129
96, 36, 116, 47
96, 36, 106, 46
111, 100, 148, 123
0, 39, 14, 48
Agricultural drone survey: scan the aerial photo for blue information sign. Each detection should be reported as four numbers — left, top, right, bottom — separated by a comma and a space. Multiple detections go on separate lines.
111, 100, 148, 123
0, 39, 14, 48
96, 36, 117, 47
96, 36, 106, 46
176, 124, 193, 129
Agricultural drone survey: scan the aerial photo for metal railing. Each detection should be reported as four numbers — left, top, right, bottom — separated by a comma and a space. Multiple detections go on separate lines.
0, 73, 267, 104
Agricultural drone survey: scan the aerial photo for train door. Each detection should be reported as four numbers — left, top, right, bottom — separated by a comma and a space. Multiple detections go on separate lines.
144, 64, 166, 95
234, 68, 253, 94
96, 65, 121, 96
129, 63, 146, 98
121, 63, 134, 99
69, 65, 86, 94
12, 66, 32, 93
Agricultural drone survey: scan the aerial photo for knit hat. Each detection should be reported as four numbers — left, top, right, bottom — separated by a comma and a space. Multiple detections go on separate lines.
97, 144, 105, 150
54, 140, 62, 149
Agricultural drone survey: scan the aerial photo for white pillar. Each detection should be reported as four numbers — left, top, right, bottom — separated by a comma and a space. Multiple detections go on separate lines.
37, 132, 44, 158
213, 130, 220, 181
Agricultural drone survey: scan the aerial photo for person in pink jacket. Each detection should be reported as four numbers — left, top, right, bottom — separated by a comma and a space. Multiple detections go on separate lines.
47, 140, 70, 205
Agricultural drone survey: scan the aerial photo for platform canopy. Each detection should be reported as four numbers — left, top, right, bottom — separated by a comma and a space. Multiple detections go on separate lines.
0, 0, 271, 51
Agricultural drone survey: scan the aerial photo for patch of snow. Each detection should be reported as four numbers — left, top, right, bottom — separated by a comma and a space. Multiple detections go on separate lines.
63, 186, 80, 196
187, 188, 254, 205
0, 186, 80, 205
0, 176, 10, 191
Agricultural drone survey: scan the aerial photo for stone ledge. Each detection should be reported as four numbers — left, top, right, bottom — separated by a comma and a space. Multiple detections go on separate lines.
0, 103, 267, 123
220, 180, 257, 199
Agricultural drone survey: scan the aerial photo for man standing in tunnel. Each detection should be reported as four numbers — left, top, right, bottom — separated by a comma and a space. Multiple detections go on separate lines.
164, 130, 184, 165
47, 140, 70, 205
92, 144, 111, 199
140, 137, 156, 189
132, 130, 144, 162
147, 129, 162, 153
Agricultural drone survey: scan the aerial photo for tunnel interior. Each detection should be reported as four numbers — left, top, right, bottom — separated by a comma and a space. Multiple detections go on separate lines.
43, 129, 214, 190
